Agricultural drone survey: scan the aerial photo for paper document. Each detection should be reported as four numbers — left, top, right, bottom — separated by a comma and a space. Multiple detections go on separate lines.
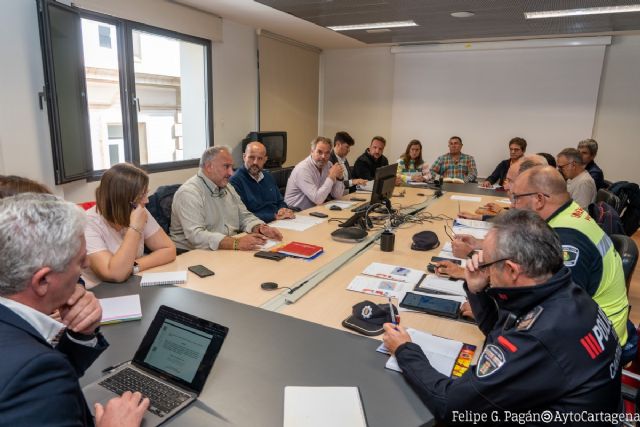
378, 328, 464, 376
259, 239, 279, 250
450, 195, 482, 202
326, 200, 357, 209
284, 386, 367, 427
347, 276, 415, 300
362, 262, 425, 285
271, 215, 325, 232
100, 294, 142, 324
415, 274, 466, 297
452, 226, 490, 240
496, 198, 511, 204
356, 180, 374, 192
454, 218, 493, 229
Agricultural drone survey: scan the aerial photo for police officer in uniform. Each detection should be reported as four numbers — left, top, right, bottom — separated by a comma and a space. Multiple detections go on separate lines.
383, 210, 621, 425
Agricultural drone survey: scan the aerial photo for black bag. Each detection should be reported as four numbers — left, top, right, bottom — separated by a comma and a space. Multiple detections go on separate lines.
588, 201, 625, 236
146, 184, 181, 235
609, 181, 640, 236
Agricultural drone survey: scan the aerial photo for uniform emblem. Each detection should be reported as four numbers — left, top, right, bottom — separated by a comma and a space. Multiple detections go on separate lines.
360, 305, 374, 319
517, 306, 544, 331
561, 245, 580, 267
476, 344, 506, 378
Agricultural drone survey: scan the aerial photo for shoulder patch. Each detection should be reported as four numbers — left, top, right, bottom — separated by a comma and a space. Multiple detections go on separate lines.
517, 306, 544, 331
561, 245, 580, 267
476, 344, 506, 378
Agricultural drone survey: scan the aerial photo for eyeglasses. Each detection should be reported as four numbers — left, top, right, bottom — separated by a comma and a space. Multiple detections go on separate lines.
444, 225, 456, 241
509, 192, 550, 203
556, 162, 573, 170
478, 258, 510, 271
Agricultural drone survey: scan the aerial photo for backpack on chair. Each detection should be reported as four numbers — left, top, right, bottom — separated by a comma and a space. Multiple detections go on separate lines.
609, 181, 640, 236
588, 201, 625, 236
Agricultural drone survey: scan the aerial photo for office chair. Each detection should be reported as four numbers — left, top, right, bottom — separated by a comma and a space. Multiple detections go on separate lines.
596, 189, 623, 214
611, 234, 639, 292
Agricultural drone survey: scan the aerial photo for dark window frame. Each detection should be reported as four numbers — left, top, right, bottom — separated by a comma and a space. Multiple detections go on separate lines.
37, 0, 214, 184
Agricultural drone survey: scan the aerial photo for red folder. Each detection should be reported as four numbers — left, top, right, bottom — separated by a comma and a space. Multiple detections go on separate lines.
277, 242, 323, 259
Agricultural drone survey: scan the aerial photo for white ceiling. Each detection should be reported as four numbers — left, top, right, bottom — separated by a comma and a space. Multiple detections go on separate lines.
174, 0, 365, 49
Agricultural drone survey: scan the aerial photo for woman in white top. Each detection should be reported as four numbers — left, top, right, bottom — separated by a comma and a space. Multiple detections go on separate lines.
397, 139, 431, 184
84, 163, 176, 285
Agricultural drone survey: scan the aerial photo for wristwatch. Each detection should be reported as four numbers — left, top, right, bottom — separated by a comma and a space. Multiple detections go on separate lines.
133, 261, 140, 274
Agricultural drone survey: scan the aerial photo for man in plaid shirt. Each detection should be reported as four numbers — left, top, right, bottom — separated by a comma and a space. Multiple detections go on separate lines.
430, 136, 477, 183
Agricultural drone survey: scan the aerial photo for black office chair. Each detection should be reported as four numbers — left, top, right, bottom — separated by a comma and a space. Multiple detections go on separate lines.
611, 234, 639, 292
596, 189, 623, 214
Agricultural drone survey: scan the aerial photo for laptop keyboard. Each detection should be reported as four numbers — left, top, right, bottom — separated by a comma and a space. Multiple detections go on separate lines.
99, 367, 191, 417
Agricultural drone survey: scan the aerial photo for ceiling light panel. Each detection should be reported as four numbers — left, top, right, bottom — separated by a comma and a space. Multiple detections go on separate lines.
328, 20, 418, 31
525, 5, 640, 19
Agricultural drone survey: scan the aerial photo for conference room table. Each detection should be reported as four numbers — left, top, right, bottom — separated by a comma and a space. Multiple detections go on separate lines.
90, 182, 506, 425
85, 278, 434, 426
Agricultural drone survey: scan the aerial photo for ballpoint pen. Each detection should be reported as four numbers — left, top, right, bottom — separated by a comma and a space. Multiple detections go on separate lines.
388, 296, 397, 325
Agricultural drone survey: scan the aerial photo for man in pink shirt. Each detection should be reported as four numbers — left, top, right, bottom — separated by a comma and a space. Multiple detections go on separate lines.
284, 137, 345, 211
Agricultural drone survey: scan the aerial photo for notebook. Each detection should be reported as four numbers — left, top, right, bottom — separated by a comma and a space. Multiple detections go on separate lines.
277, 242, 323, 259
83, 305, 229, 427
140, 271, 187, 287
283, 386, 367, 427
99, 294, 142, 324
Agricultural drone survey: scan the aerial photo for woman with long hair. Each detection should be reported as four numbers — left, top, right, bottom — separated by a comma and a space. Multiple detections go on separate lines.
397, 139, 431, 183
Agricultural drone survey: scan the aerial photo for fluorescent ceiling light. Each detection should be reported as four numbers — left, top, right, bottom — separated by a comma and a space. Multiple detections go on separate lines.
328, 20, 417, 31
525, 5, 640, 19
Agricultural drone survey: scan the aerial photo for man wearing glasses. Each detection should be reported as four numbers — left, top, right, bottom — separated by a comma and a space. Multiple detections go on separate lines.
556, 148, 596, 209
383, 210, 621, 422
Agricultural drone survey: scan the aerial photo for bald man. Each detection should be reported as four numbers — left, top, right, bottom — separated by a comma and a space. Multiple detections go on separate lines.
230, 141, 294, 223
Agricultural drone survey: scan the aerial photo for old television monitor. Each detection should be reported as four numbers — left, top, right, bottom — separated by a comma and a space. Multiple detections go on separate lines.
242, 131, 287, 169
370, 163, 398, 210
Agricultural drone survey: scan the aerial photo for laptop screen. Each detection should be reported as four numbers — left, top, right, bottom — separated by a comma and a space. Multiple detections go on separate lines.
133, 305, 229, 393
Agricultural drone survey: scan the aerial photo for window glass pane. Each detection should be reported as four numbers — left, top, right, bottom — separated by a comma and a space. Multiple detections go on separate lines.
45, 4, 92, 181
132, 30, 208, 165
81, 18, 125, 171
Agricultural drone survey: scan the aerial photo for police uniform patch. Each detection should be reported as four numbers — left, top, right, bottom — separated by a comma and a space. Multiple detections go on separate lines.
476, 344, 506, 378
561, 245, 580, 267
517, 306, 544, 331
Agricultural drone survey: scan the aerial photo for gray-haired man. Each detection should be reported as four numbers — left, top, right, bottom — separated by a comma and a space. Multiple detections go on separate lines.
557, 147, 596, 209
171, 146, 282, 251
383, 209, 621, 422
0, 194, 148, 426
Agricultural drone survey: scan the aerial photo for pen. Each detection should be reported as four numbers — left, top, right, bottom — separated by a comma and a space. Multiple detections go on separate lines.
388, 296, 397, 325
101, 360, 128, 374
458, 201, 461, 213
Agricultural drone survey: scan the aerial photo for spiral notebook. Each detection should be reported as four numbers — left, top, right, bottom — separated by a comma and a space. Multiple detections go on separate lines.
139, 271, 188, 287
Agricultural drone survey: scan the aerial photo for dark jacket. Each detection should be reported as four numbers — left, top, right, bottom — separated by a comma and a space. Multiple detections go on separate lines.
586, 161, 606, 190
329, 150, 354, 193
485, 159, 510, 186
0, 304, 108, 426
395, 267, 622, 425
229, 166, 287, 223
352, 149, 389, 181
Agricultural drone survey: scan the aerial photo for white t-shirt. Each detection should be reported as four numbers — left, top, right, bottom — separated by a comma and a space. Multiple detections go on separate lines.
82, 206, 160, 287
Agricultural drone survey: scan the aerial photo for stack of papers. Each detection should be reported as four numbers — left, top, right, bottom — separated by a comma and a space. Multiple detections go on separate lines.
415, 274, 466, 297
100, 294, 142, 324
377, 328, 475, 378
284, 387, 367, 427
346, 262, 425, 300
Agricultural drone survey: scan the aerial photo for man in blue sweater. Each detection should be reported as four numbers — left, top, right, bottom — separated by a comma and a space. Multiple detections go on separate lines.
230, 141, 295, 223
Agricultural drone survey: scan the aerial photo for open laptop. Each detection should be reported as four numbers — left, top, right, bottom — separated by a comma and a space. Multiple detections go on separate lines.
83, 305, 229, 426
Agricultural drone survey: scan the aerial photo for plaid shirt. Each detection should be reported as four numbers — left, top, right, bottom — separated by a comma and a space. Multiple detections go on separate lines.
430, 153, 477, 182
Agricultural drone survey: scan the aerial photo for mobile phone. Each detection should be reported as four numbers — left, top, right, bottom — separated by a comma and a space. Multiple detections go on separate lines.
431, 256, 462, 265
427, 263, 436, 273
309, 212, 328, 218
400, 292, 461, 319
188, 265, 215, 278
254, 251, 286, 261
349, 197, 367, 202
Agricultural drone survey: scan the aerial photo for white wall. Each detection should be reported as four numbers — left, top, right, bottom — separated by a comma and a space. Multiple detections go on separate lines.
593, 35, 640, 183
0, 1, 257, 202
320, 47, 394, 159
321, 36, 640, 184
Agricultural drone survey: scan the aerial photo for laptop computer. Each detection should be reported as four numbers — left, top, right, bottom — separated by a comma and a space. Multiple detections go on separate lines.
83, 305, 229, 426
